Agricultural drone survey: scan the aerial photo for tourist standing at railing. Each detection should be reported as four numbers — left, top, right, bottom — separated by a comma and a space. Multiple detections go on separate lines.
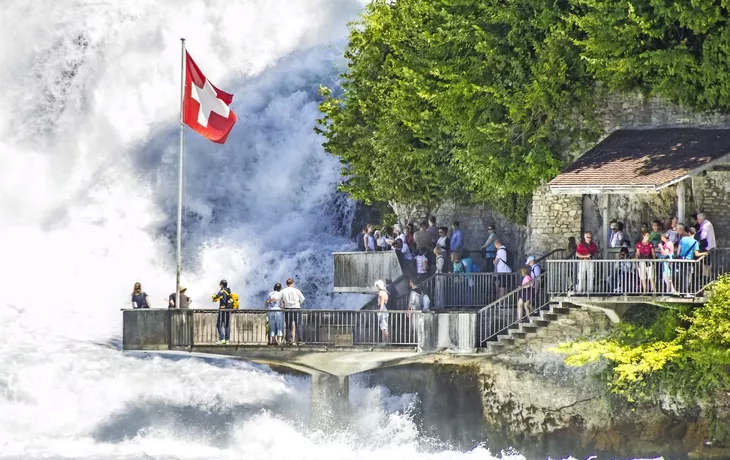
493, 240, 512, 298
609, 222, 625, 248
376, 228, 391, 251
575, 232, 597, 294
427, 215, 439, 246
611, 247, 634, 294
385, 278, 398, 310
697, 213, 716, 251
375, 280, 390, 343
280, 278, 305, 346
635, 232, 656, 293
517, 266, 533, 322
408, 277, 430, 312
365, 224, 376, 251
357, 226, 367, 251
265, 283, 284, 345
450, 221, 463, 253
649, 221, 663, 247
406, 223, 416, 253
434, 247, 446, 308
677, 224, 700, 295
668, 217, 680, 244
168, 285, 192, 309
415, 247, 429, 282
212, 280, 232, 345
659, 233, 677, 295
414, 221, 435, 274
480, 225, 498, 272
436, 226, 450, 257
131, 282, 150, 309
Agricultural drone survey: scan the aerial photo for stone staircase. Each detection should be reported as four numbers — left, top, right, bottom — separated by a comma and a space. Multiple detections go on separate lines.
485, 302, 578, 353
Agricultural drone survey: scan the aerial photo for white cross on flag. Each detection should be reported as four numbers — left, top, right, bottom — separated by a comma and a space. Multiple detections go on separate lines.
183, 51, 237, 144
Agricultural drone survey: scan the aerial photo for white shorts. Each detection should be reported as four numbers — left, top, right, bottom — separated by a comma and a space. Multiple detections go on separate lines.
639, 261, 654, 280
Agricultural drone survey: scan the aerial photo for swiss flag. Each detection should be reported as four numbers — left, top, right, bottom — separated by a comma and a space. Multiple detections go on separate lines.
183, 51, 237, 144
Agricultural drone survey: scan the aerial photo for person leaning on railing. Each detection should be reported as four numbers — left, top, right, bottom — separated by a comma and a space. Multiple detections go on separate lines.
635, 232, 656, 294
375, 280, 390, 343
575, 232, 597, 294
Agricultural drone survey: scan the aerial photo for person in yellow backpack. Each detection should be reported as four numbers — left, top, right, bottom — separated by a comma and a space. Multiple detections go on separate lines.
212, 279, 232, 344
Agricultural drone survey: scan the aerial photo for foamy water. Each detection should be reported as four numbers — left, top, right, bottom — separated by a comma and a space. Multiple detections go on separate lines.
0, 0, 515, 458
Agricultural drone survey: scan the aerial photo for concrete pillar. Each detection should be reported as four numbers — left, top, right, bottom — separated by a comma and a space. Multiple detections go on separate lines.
677, 179, 686, 225
310, 372, 349, 429
602, 194, 610, 258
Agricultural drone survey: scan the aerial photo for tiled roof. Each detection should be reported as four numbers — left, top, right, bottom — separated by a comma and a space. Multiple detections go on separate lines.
549, 128, 730, 192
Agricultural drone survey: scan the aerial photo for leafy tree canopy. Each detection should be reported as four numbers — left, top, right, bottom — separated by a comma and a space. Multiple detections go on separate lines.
317, 0, 730, 221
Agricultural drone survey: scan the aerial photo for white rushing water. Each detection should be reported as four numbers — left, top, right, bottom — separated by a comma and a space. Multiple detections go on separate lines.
0, 0, 514, 459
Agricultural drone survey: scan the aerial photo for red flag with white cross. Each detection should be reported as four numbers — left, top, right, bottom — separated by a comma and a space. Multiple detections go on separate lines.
183, 52, 237, 144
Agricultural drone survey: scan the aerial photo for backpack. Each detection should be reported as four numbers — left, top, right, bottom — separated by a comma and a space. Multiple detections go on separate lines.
229, 292, 240, 309
421, 293, 431, 311
470, 262, 481, 273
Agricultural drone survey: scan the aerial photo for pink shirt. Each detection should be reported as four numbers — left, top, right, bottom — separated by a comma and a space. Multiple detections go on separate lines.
522, 275, 532, 286
660, 240, 674, 257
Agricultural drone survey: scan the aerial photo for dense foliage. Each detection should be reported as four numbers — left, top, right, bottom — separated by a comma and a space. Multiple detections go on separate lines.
317, 0, 730, 221
555, 275, 730, 405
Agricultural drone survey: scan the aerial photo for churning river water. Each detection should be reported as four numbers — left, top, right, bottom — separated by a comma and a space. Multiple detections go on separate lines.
0, 1, 646, 459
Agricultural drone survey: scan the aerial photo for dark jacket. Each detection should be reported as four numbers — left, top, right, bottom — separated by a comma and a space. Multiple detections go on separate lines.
213, 287, 231, 308
386, 284, 398, 310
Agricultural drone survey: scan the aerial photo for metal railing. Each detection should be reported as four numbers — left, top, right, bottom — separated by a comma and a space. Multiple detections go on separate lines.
166, 309, 420, 348
359, 248, 569, 312
477, 272, 549, 344
544, 251, 730, 297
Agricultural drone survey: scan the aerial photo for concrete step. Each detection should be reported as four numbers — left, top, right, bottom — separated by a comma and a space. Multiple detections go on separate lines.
551, 306, 571, 315
497, 336, 515, 346
508, 330, 526, 340
530, 318, 550, 328
487, 342, 504, 353
541, 312, 559, 321
519, 323, 538, 334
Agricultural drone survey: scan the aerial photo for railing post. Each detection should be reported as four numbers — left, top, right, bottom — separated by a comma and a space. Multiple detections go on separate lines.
188, 309, 194, 352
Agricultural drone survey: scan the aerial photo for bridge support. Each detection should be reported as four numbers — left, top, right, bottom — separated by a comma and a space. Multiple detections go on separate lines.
310, 372, 350, 429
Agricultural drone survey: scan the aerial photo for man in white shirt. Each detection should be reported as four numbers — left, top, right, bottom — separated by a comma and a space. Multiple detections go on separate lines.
697, 213, 716, 250
280, 278, 305, 345
493, 240, 512, 298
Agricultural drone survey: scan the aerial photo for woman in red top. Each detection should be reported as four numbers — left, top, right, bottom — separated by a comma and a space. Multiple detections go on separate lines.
635, 232, 656, 293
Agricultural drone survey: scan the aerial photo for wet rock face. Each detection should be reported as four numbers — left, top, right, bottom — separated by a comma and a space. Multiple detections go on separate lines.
476, 357, 708, 459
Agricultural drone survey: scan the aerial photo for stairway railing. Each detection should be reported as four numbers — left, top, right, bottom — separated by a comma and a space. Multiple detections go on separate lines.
477, 272, 549, 345
474, 248, 570, 346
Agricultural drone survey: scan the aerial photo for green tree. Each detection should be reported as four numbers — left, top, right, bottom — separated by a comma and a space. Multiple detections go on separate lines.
316, 0, 601, 222
576, 0, 730, 111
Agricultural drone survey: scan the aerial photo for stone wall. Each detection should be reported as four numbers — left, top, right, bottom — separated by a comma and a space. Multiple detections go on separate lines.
525, 185, 583, 256
695, 171, 730, 249
394, 201, 528, 268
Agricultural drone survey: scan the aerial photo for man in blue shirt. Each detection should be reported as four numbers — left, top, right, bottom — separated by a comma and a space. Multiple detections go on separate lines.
676, 225, 700, 296
450, 221, 463, 253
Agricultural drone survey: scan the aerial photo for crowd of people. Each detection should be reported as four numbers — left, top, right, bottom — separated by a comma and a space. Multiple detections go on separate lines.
571, 213, 717, 296
130, 277, 307, 346
357, 216, 519, 277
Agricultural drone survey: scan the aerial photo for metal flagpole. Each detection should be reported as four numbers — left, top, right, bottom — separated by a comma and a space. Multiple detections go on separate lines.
176, 38, 186, 312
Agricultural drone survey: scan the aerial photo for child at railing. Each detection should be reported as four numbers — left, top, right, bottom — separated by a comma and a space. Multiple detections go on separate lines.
659, 233, 677, 295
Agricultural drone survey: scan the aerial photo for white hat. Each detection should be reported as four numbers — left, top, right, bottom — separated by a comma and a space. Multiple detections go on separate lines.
525, 256, 535, 264
393, 224, 402, 232
374, 280, 386, 291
